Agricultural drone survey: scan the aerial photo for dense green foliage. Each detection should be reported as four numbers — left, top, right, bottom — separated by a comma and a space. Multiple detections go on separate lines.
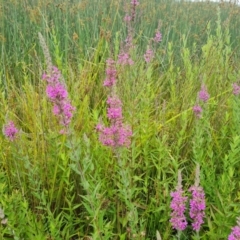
0, 0, 240, 239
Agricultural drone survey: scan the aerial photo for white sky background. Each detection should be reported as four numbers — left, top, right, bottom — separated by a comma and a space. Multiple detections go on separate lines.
187, 0, 240, 5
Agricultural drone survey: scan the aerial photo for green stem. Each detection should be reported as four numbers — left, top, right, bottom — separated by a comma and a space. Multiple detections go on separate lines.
177, 230, 181, 240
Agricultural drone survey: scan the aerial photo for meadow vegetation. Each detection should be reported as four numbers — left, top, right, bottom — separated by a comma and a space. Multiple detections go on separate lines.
1, 0, 240, 239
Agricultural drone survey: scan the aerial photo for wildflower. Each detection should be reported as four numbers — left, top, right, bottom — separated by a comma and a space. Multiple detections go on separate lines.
107, 96, 123, 119
124, 14, 132, 22
39, 33, 75, 133
96, 95, 132, 148
189, 186, 205, 231
198, 84, 210, 102
130, 0, 139, 23
46, 83, 68, 100
189, 164, 205, 232
170, 170, 188, 231
228, 218, 240, 240
103, 59, 117, 87
97, 56, 132, 148
232, 83, 240, 95
144, 47, 154, 63
153, 30, 162, 43
131, 0, 140, 6
192, 105, 203, 118
118, 52, 134, 66
125, 31, 134, 49
42, 66, 75, 132
3, 121, 19, 141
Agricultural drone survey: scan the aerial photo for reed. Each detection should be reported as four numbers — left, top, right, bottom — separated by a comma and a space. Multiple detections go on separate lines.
0, 0, 240, 239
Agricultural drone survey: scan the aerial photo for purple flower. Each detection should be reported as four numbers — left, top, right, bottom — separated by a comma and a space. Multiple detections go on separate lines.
96, 94, 132, 148
170, 170, 188, 231
42, 66, 61, 84
3, 121, 19, 141
153, 30, 162, 43
131, 0, 140, 6
118, 52, 134, 66
46, 83, 68, 100
42, 66, 75, 133
170, 189, 188, 231
103, 59, 117, 87
228, 226, 240, 240
97, 56, 132, 148
193, 105, 203, 118
233, 83, 240, 95
125, 33, 134, 49
228, 218, 240, 240
124, 14, 132, 22
229, 227, 240, 240
144, 47, 154, 63
189, 186, 206, 231
198, 84, 210, 102
106, 96, 122, 119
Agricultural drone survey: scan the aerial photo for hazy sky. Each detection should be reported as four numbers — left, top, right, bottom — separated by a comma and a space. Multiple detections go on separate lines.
189, 0, 240, 4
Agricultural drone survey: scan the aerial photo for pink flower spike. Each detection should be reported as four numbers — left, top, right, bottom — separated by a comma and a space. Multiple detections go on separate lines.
3, 121, 19, 141
189, 186, 206, 231
144, 47, 154, 63
228, 218, 240, 240
153, 30, 162, 43
170, 170, 188, 231
124, 14, 132, 22
96, 123, 104, 132
42, 72, 48, 80
131, 0, 140, 6
233, 83, 240, 95
43, 66, 75, 131
193, 105, 203, 118
118, 52, 134, 66
46, 83, 68, 100
103, 58, 117, 87
198, 84, 210, 102
189, 164, 205, 232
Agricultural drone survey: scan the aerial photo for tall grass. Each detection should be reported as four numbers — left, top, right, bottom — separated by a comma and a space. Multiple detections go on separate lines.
0, 0, 240, 239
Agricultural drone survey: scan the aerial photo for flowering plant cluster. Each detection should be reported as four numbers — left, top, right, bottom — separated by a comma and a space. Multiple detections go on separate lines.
193, 84, 210, 118
96, 58, 132, 148
118, 0, 141, 66
42, 66, 75, 133
170, 185, 188, 231
144, 47, 154, 63
143, 22, 162, 63
2, 121, 19, 141
232, 83, 240, 96
189, 185, 206, 231
228, 218, 240, 240
170, 166, 206, 234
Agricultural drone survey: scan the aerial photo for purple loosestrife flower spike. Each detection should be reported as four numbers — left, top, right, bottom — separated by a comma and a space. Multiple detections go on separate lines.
233, 83, 240, 96
3, 121, 19, 141
118, 52, 134, 66
170, 170, 188, 231
96, 94, 132, 148
228, 218, 240, 240
103, 59, 117, 87
153, 30, 162, 43
97, 59, 132, 148
42, 66, 75, 133
198, 84, 210, 102
192, 105, 203, 118
131, 0, 139, 5
189, 164, 206, 232
124, 14, 132, 22
130, 0, 139, 22
144, 47, 154, 63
